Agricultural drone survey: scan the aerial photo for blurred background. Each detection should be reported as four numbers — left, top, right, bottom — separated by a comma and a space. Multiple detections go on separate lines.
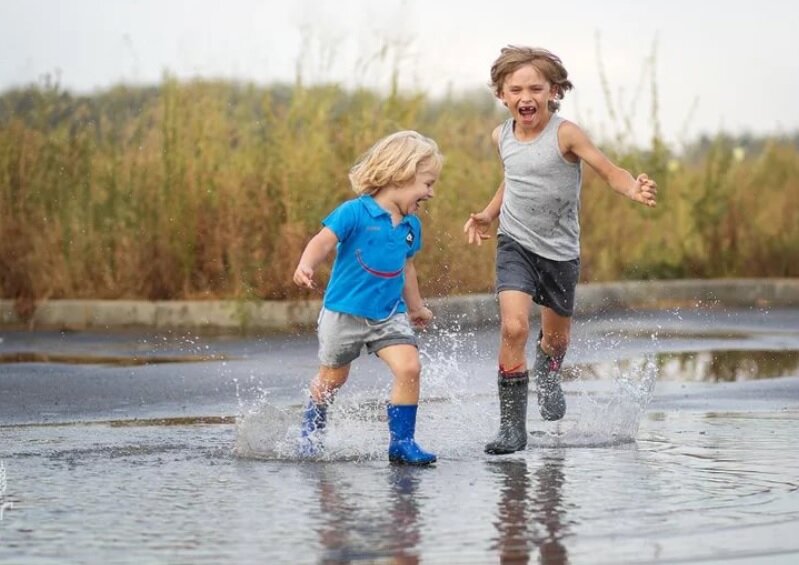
1, 0, 797, 309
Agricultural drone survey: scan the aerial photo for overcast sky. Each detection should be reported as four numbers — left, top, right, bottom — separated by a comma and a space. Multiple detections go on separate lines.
2, 0, 797, 146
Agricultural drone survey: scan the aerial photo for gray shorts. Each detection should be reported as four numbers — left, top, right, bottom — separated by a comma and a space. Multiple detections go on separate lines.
317, 307, 418, 368
496, 234, 580, 317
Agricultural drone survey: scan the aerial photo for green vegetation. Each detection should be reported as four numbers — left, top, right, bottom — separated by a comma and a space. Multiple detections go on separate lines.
1, 76, 797, 309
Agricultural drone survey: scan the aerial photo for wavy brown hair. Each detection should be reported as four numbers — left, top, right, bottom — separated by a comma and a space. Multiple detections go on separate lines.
490, 45, 574, 112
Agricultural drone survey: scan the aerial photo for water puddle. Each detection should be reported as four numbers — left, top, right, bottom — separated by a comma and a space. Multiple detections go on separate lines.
4, 309, 799, 564
568, 349, 799, 382
235, 344, 659, 460
0, 351, 228, 365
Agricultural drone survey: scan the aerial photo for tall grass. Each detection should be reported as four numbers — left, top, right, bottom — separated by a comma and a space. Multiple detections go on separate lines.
1, 75, 798, 311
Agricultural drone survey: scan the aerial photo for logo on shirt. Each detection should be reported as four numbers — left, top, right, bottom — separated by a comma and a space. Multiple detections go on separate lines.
405, 231, 414, 247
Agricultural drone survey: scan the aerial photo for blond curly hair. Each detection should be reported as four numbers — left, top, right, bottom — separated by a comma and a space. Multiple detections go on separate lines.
349, 131, 443, 196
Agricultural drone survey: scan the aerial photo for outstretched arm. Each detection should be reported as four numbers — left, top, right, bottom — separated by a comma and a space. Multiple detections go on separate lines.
560, 121, 657, 207
293, 227, 339, 289
464, 125, 506, 245
403, 259, 432, 329
464, 180, 505, 245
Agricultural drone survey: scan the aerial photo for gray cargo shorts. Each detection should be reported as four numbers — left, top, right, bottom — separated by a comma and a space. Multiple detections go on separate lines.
317, 307, 418, 368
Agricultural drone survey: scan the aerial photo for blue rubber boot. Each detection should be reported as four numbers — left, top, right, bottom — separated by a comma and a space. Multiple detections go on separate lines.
387, 404, 437, 466
297, 399, 327, 458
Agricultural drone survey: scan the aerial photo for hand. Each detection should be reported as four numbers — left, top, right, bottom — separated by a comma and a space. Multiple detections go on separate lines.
408, 306, 433, 330
463, 211, 494, 246
293, 264, 316, 289
633, 173, 657, 208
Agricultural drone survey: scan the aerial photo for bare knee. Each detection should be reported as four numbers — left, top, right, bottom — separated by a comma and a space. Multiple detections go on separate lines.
501, 317, 530, 346
394, 359, 421, 387
541, 332, 570, 358
312, 365, 350, 402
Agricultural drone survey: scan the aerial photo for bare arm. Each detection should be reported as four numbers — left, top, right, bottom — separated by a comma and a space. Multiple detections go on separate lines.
403, 259, 432, 329
464, 125, 506, 245
293, 227, 339, 289
560, 121, 657, 207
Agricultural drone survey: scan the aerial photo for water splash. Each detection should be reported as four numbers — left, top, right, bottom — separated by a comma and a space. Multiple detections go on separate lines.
234, 322, 490, 462
529, 353, 659, 448
234, 326, 660, 459
234, 395, 388, 462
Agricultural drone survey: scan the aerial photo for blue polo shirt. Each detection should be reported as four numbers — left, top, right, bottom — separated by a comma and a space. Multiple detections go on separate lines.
322, 195, 422, 320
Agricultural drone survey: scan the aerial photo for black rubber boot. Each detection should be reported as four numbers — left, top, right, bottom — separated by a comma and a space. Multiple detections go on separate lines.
485, 371, 529, 455
534, 338, 566, 421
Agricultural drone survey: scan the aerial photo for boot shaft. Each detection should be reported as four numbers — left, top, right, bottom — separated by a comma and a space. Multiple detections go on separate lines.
386, 403, 437, 465
387, 403, 418, 442
301, 399, 328, 437
485, 370, 529, 455
497, 370, 530, 413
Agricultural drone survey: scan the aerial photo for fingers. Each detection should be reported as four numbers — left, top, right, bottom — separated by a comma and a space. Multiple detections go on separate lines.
410, 307, 433, 329
462, 214, 476, 233
464, 213, 492, 246
466, 228, 490, 246
412, 317, 430, 330
464, 216, 479, 246
636, 174, 657, 208
641, 181, 657, 207
293, 266, 316, 289
467, 225, 482, 246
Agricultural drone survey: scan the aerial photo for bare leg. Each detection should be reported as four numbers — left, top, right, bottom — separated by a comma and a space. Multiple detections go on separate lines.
498, 290, 534, 372
377, 344, 422, 405
378, 344, 436, 465
486, 290, 534, 455
310, 364, 351, 404
539, 307, 572, 358
534, 307, 572, 421
299, 364, 351, 457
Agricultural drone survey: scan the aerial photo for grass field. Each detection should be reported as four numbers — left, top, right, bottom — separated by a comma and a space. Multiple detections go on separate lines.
1, 77, 797, 311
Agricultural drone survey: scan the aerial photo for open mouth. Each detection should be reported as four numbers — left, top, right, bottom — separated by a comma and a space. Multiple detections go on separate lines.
519, 105, 537, 119
410, 197, 430, 213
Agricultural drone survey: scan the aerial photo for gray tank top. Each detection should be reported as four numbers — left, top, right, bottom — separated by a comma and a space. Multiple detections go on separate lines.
497, 115, 582, 260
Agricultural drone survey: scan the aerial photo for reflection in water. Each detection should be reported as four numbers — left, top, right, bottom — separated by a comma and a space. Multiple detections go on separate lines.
571, 349, 799, 383
385, 466, 424, 565
307, 464, 424, 564
663, 349, 799, 382
489, 454, 569, 564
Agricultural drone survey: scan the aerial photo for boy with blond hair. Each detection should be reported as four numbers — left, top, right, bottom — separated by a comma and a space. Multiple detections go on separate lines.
294, 130, 443, 465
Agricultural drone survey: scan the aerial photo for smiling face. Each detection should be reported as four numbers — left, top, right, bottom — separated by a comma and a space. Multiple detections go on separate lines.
499, 63, 557, 134
376, 163, 439, 220
398, 165, 438, 216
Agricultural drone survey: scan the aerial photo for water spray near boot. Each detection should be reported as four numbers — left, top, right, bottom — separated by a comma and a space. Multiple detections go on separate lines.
297, 399, 436, 465
297, 398, 329, 458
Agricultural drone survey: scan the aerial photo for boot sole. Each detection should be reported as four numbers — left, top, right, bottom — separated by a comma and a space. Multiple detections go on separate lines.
388, 457, 437, 466
484, 444, 527, 455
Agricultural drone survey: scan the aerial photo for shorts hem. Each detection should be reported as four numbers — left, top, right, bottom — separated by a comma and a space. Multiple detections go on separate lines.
496, 286, 574, 318
317, 356, 359, 369
368, 337, 418, 355
496, 285, 536, 297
